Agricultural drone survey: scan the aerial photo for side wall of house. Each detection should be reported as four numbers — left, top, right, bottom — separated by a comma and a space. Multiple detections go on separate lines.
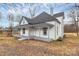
56, 16, 64, 38
47, 21, 59, 40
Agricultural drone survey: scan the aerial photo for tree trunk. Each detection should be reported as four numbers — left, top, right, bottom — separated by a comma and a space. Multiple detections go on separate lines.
9, 21, 13, 37
75, 21, 78, 36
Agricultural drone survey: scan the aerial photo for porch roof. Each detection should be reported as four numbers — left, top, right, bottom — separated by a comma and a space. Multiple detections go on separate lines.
14, 23, 54, 29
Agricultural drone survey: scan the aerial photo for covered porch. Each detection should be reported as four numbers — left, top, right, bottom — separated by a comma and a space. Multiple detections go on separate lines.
13, 23, 54, 41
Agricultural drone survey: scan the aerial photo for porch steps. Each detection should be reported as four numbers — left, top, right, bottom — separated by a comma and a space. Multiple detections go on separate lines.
16, 35, 29, 40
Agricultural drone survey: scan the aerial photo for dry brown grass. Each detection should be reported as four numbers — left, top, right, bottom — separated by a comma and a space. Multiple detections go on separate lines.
0, 33, 79, 56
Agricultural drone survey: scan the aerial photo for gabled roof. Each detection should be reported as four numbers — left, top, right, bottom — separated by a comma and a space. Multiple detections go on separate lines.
19, 16, 31, 24
53, 12, 64, 18
19, 12, 61, 25
30, 12, 60, 24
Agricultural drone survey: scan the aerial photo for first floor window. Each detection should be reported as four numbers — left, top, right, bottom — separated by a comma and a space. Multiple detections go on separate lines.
43, 27, 48, 35
23, 28, 25, 34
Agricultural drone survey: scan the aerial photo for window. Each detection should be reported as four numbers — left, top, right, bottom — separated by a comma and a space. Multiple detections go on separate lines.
23, 28, 25, 34
43, 28, 48, 35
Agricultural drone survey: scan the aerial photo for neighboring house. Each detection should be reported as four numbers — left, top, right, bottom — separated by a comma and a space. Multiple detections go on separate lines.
13, 12, 64, 42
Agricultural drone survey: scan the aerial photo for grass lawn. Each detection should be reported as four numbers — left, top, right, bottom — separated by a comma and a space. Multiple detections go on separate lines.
0, 33, 79, 56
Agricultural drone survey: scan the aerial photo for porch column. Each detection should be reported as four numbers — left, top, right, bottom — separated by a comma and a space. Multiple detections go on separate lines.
21, 28, 22, 35
48, 27, 50, 40
55, 22, 56, 40
28, 27, 30, 39
39, 28, 40, 38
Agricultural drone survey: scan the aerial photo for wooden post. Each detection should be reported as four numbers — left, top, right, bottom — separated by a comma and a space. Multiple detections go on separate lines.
54, 22, 56, 40
48, 27, 49, 40
28, 27, 30, 40
39, 24, 40, 38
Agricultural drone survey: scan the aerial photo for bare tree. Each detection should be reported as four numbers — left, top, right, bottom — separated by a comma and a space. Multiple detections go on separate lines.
16, 14, 22, 24
46, 3, 56, 15
8, 13, 14, 26
0, 11, 2, 22
68, 4, 79, 36
7, 13, 15, 36
0, 11, 2, 19
28, 3, 40, 18
0, 10, 3, 29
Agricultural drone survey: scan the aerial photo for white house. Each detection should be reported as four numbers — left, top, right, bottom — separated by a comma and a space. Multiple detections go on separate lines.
13, 12, 64, 42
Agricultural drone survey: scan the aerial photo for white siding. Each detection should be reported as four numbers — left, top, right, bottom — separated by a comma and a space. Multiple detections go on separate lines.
46, 21, 59, 40
39, 29, 49, 38
49, 26, 56, 40
33, 28, 51, 42
56, 16, 64, 38
46, 20, 63, 40
20, 28, 29, 36
34, 28, 48, 38
20, 18, 28, 25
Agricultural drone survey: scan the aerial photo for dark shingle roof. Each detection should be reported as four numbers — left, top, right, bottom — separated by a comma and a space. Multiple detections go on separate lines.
19, 12, 61, 25
32, 23, 54, 28
30, 12, 60, 24
53, 12, 64, 18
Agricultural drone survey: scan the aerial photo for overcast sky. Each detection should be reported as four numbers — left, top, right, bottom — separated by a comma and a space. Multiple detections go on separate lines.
0, 3, 76, 28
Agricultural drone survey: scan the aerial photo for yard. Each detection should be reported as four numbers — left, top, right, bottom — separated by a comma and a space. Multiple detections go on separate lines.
0, 33, 79, 56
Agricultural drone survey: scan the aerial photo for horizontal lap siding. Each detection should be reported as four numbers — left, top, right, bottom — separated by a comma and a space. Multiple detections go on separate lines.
57, 17, 64, 38
47, 21, 57, 40
34, 28, 51, 42
20, 29, 29, 36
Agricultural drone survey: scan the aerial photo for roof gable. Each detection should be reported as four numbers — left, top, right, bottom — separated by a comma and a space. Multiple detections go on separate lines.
19, 16, 31, 25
